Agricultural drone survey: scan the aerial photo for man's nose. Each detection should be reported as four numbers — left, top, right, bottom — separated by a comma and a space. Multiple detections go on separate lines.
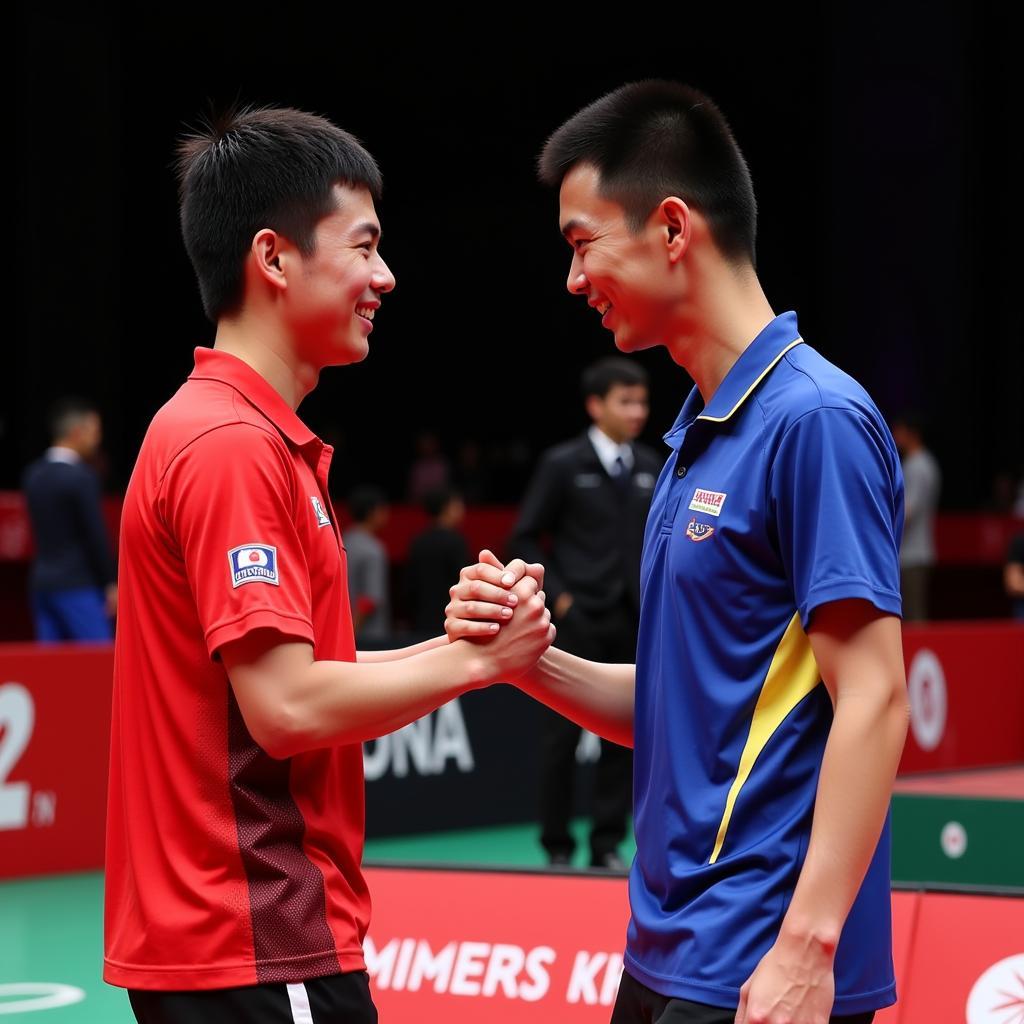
566, 254, 587, 295
374, 255, 396, 293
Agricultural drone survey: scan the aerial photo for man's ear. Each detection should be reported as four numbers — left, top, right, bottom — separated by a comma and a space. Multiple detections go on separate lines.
657, 196, 692, 264
250, 228, 290, 293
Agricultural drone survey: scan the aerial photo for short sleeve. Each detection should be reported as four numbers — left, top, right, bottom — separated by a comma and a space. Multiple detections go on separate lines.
769, 407, 904, 628
160, 424, 315, 658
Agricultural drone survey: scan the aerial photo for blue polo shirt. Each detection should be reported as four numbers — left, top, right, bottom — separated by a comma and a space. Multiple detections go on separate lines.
626, 311, 904, 1014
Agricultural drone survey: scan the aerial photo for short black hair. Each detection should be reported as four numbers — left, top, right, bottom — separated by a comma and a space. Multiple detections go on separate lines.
422, 487, 461, 520
49, 397, 98, 443
539, 80, 757, 264
348, 485, 388, 524
582, 358, 649, 400
176, 105, 383, 322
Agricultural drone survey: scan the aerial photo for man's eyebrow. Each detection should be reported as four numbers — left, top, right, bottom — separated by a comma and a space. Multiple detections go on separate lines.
353, 222, 381, 242
560, 218, 591, 240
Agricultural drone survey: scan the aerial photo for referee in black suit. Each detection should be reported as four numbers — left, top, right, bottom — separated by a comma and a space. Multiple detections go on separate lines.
509, 358, 661, 868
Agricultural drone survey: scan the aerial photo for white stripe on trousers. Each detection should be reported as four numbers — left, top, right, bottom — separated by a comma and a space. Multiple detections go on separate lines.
286, 983, 314, 1024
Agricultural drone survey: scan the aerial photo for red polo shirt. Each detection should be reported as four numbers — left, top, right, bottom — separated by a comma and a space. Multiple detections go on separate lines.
104, 347, 367, 990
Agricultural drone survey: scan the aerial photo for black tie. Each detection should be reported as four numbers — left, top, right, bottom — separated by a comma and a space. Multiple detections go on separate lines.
613, 454, 630, 491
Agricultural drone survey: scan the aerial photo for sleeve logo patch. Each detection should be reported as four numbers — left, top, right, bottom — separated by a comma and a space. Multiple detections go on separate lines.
228, 544, 280, 588
688, 488, 727, 517
310, 496, 332, 528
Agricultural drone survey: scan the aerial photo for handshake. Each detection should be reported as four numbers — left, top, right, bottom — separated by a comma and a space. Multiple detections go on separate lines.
442, 549, 556, 685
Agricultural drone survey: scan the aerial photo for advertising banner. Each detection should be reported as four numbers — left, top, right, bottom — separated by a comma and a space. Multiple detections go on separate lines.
364, 867, 1024, 1024
0, 644, 111, 879
900, 622, 1024, 773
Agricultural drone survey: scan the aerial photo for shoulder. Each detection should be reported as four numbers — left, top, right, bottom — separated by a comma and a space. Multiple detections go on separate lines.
150, 381, 289, 481
541, 435, 591, 468
21, 457, 51, 488
759, 342, 892, 444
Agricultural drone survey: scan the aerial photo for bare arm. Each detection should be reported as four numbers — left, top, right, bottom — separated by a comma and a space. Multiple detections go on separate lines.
445, 550, 636, 746
737, 599, 909, 1024
356, 635, 449, 663
517, 646, 635, 747
222, 574, 552, 759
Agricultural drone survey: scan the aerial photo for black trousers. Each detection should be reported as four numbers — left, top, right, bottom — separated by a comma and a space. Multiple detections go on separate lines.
541, 600, 635, 862
610, 969, 875, 1024
128, 971, 376, 1024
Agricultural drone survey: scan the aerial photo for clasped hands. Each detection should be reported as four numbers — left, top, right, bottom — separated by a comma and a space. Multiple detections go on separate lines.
444, 549, 554, 682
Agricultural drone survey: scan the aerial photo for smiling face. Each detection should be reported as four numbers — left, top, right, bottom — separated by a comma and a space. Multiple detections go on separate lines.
559, 163, 683, 354
286, 183, 396, 368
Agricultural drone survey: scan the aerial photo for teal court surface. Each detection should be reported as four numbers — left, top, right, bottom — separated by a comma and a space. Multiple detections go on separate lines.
1, 821, 635, 1022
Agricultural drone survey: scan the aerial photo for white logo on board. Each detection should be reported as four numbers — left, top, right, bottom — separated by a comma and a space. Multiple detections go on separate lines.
966, 953, 1024, 1024
0, 684, 56, 833
940, 821, 968, 859
364, 699, 474, 781
907, 649, 947, 752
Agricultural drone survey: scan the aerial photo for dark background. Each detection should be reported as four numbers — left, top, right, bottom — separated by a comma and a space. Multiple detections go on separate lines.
9, 6, 1021, 506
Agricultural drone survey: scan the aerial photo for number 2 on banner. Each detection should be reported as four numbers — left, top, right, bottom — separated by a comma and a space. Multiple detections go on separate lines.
0, 683, 35, 830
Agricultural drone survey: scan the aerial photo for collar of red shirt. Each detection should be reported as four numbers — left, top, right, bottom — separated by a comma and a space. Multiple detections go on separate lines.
188, 346, 322, 451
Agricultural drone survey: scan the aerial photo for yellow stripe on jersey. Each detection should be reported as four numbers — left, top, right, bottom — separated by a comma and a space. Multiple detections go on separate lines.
709, 612, 822, 864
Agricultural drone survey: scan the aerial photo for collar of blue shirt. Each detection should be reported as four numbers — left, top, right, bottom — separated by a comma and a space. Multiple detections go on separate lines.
663, 311, 804, 451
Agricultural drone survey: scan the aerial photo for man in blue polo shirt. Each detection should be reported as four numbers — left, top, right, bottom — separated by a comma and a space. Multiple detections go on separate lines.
447, 81, 909, 1024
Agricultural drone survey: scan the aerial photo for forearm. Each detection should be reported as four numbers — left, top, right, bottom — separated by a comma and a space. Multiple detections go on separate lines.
276, 640, 483, 755
517, 645, 635, 747
780, 678, 909, 947
356, 634, 449, 663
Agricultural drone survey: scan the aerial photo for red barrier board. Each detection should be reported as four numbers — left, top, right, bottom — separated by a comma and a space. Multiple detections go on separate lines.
900, 622, 1024, 773
935, 514, 1024, 566
363, 867, 1023, 1023
899, 892, 1024, 1024
0, 644, 112, 879
363, 867, 630, 1020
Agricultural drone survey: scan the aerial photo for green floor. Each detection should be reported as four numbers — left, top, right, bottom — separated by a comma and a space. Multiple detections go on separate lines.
0, 820, 633, 1022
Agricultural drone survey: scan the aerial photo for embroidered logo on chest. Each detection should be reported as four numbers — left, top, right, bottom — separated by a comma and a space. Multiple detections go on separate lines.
228, 544, 279, 587
685, 517, 716, 542
688, 488, 727, 517
310, 495, 331, 528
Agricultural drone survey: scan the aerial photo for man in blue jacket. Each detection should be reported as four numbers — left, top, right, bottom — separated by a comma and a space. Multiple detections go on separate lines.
23, 398, 117, 640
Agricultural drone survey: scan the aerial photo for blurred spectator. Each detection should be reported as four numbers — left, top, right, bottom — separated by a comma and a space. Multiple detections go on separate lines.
343, 486, 391, 642
892, 413, 941, 622
406, 487, 469, 638
1005, 533, 1024, 620
509, 357, 660, 869
989, 470, 1018, 514
454, 439, 488, 504
22, 398, 117, 641
407, 431, 450, 503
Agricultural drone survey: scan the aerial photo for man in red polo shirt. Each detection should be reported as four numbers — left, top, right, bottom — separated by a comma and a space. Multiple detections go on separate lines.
104, 106, 553, 1024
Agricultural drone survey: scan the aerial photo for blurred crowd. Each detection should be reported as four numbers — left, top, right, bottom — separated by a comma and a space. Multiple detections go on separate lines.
16, 396, 1024, 650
